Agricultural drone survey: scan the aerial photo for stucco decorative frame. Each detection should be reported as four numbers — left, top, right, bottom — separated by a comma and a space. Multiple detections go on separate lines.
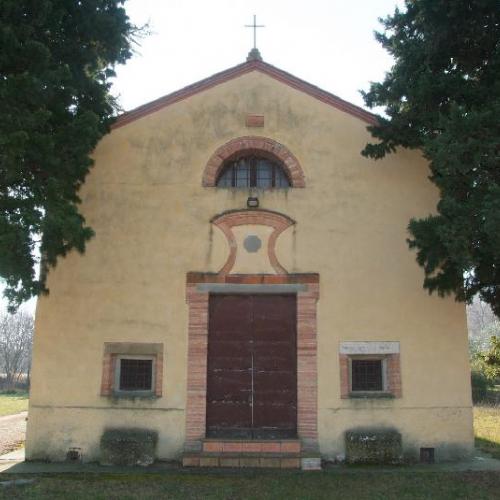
211, 209, 295, 275
202, 136, 306, 188
184, 273, 320, 452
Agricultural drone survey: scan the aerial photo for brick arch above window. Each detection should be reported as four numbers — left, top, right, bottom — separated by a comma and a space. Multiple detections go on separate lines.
202, 136, 305, 188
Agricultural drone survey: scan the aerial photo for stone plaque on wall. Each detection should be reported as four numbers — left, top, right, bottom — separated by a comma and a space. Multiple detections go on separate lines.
339, 341, 400, 355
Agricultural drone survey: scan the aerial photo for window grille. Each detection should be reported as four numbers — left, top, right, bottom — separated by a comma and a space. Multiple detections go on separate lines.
216, 157, 290, 188
119, 358, 153, 391
351, 359, 383, 391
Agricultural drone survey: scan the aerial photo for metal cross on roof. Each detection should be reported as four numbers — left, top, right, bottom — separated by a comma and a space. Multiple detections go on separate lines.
245, 15, 265, 49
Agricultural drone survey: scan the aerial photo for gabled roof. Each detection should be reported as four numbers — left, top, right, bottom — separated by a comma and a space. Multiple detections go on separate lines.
113, 59, 378, 129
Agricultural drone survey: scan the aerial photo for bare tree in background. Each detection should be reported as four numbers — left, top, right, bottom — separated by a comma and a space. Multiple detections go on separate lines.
467, 296, 500, 354
0, 312, 34, 390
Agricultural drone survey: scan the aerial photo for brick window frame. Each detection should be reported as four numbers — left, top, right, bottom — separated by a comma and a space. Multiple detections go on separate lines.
339, 342, 401, 399
100, 342, 163, 398
115, 355, 156, 395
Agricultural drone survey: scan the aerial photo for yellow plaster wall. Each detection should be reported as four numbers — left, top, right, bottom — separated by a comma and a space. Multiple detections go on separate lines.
230, 225, 275, 274
26, 70, 473, 461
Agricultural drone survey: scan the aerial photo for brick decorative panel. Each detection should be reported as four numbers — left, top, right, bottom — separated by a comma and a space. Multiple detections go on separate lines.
185, 285, 210, 449
297, 283, 319, 451
339, 354, 350, 399
100, 353, 115, 396
155, 352, 164, 397
387, 353, 402, 398
211, 209, 295, 275
202, 136, 305, 188
246, 114, 264, 127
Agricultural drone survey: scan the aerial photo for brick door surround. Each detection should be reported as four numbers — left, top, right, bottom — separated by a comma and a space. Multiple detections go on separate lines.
184, 273, 319, 453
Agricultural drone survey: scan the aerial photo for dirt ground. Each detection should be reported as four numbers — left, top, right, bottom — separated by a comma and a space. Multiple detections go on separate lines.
0, 412, 27, 456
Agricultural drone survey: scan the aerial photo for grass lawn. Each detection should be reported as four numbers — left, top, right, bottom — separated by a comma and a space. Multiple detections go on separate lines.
0, 391, 29, 417
474, 404, 500, 459
1, 471, 500, 500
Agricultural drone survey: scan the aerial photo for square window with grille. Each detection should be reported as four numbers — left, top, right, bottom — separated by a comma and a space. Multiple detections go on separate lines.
117, 357, 154, 392
351, 359, 384, 392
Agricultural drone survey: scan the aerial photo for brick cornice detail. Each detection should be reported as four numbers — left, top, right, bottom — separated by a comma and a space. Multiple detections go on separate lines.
202, 136, 305, 188
186, 272, 320, 285
113, 60, 378, 129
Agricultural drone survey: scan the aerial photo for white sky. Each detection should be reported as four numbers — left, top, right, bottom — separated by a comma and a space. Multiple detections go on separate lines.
1, 0, 404, 315
113, 0, 404, 111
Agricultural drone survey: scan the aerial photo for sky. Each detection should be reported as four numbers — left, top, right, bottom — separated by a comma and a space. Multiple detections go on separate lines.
112, 0, 404, 112
1, 0, 405, 315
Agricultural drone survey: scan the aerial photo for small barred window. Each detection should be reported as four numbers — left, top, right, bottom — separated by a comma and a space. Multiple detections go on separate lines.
118, 358, 153, 392
216, 157, 290, 188
351, 359, 383, 392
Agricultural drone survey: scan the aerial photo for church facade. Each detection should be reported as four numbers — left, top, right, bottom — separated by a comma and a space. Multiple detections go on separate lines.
26, 54, 474, 467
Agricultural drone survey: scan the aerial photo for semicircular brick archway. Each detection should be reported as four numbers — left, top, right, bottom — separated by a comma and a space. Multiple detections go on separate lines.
202, 136, 305, 188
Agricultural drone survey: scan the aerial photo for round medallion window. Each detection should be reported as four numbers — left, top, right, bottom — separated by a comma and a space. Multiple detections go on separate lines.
243, 235, 262, 253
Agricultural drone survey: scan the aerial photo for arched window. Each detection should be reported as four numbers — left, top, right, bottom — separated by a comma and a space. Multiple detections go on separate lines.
216, 156, 291, 188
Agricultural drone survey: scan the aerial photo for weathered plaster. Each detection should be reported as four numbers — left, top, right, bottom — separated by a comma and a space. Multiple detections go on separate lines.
26, 69, 473, 462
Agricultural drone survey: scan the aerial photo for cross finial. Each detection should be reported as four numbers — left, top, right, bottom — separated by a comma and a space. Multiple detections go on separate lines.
245, 15, 265, 50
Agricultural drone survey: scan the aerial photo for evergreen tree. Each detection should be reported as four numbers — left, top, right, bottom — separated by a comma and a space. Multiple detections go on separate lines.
362, 0, 500, 317
0, 1, 138, 310
480, 336, 500, 381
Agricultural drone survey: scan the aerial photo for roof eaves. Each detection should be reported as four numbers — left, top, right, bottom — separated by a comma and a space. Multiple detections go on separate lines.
255, 61, 378, 125
112, 59, 378, 129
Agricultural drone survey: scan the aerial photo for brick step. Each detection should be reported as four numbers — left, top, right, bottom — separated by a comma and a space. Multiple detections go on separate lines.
183, 452, 302, 469
202, 439, 301, 454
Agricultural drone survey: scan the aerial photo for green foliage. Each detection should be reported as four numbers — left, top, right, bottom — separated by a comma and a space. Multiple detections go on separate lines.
478, 336, 500, 381
362, 0, 500, 317
0, 1, 138, 310
471, 336, 500, 400
471, 370, 493, 403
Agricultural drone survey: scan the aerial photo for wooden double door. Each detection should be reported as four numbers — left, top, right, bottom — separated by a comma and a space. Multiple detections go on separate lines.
206, 294, 297, 439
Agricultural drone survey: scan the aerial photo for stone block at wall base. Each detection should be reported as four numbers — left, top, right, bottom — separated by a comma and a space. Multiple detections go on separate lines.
100, 428, 158, 466
345, 428, 402, 465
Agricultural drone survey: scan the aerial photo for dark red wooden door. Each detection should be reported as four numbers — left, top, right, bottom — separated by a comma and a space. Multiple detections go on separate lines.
206, 294, 297, 439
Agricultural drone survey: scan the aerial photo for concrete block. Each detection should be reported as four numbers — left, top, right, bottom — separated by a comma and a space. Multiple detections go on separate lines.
345, 428, 403, 464
100, 428, 158, 467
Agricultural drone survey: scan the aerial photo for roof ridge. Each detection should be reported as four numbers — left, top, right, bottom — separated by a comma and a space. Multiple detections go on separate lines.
112, 60, 378, 129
